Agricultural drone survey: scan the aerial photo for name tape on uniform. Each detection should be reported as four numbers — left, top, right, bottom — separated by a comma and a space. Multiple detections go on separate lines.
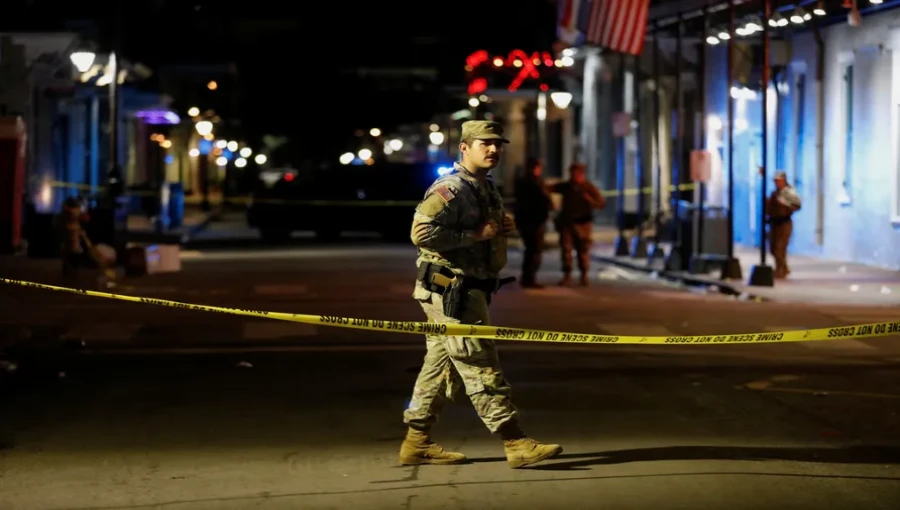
2, 277, 899, 346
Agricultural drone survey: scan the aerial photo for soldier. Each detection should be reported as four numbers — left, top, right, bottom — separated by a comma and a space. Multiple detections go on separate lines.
766, 171, 801, 279
400, 120, 563, 469
551, 163, 605, 286
513, 157, 553, 288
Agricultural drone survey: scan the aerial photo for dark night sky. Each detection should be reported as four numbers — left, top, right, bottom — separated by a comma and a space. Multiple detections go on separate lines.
5, 0, 559, 157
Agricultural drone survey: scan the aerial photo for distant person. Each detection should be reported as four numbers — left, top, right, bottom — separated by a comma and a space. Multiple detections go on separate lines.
766, 171, 801, 279
513, 157, 553, 288
58, 197, 87, 281
401, 120, 562, 469
550, 163, 605, 286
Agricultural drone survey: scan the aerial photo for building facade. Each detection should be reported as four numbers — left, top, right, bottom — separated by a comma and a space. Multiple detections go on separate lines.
704, 6, 900, 270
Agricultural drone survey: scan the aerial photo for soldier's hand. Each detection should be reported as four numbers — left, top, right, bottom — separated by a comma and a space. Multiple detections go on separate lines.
502, 214, 516, 234
474, 220, 499, 241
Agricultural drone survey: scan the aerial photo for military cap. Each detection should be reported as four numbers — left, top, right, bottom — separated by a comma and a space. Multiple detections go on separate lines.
774, 171, 787, 180
461, 120, 510, 143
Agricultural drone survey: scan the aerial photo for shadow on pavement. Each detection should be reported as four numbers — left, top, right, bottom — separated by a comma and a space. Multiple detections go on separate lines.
470, 444, 900, 471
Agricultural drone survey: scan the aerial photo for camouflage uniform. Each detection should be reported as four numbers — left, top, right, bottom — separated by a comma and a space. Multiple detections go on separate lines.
399, 120, 562, 469
404, 161, 514, 432
551, 179, 605, 285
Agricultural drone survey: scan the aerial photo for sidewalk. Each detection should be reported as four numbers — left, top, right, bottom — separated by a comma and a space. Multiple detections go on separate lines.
126, 206, 221, 244
592, 233, 900, 306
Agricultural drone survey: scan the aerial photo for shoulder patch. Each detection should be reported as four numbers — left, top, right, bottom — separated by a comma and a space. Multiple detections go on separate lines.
434, 184, 456, 203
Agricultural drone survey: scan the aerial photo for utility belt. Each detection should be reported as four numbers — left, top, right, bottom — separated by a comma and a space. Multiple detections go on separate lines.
417, 262, 515, 319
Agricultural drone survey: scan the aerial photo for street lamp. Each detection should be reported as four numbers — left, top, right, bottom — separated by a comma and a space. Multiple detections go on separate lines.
358, 148, 373, 160
550, 91, 573, 109
429, 132, 445, 145
187, 106, 200, 117
195, 120, 213, 136
69, 51, 95, 73
254, 154, 267, 165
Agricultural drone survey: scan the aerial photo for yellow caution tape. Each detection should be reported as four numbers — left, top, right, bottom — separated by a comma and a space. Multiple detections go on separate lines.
2, 278, 898, 346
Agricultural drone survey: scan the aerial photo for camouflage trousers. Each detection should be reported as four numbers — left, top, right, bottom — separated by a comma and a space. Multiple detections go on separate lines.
769, 220, 793, 278
559, 222, 593, 274
403, 288, 518, 434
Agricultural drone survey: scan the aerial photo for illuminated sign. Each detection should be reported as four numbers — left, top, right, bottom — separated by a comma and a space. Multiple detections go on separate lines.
465, 49, 561, 94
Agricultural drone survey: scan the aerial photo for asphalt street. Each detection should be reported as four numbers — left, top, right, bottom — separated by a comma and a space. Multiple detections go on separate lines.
1, 241, 899, 509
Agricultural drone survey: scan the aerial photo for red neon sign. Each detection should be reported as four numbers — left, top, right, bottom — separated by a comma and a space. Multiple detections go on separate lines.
465, 49, 557, 94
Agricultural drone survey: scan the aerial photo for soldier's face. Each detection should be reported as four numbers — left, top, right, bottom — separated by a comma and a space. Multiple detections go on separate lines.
462, 139, 503, 169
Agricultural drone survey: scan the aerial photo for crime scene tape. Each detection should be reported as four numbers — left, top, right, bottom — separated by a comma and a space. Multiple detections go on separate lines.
2, 277, 899, 346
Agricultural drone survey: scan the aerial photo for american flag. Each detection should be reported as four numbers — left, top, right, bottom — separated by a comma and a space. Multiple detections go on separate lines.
585, 0, 652, 56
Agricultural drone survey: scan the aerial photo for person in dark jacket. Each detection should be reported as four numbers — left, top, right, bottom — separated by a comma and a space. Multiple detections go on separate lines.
513, 158, 553, 288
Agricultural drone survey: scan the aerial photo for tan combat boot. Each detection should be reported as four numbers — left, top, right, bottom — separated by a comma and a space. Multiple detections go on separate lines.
500, 421, 563, 469
398, 427, 467, 465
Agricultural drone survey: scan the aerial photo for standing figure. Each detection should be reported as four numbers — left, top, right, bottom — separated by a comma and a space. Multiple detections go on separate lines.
513, 157, 553, 288
551, 163, 605, 286
400, 120, 563, 469
59, 197, 87, 280
766, 171, 801, 279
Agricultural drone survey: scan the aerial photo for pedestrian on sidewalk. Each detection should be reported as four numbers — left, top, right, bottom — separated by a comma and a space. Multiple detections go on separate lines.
551, 163, 606, 286
402, 120, 563, 469
766, 171, 801, 279
513, 157, 554, 288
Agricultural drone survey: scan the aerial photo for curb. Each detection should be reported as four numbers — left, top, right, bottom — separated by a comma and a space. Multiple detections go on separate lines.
591, 253, 769, 302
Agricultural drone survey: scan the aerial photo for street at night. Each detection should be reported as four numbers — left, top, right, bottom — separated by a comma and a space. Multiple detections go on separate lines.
1, 244, 899, 509
5, 0, 900, 508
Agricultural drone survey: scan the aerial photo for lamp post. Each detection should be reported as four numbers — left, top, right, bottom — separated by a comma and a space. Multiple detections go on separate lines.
721, 0, 744, 280
106, 51, 123, 199
550, 91, 574, 180
665, 14, 685, 271
629, 54, 647, 259
748, 0, 775, 287
195, 120, 213, 211
648, 20, 666, 267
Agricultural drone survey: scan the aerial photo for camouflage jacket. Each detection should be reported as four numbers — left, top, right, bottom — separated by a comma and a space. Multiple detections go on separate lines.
411, 162, 508, 283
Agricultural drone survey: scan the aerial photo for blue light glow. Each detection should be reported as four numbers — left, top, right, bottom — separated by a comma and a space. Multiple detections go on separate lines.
198, 139, 213, 155
437, 166, 452, 176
